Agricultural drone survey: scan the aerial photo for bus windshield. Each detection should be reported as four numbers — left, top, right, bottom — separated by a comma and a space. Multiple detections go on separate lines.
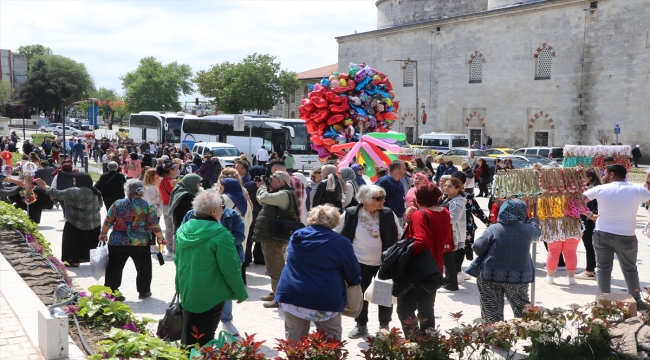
165, 117, 183, 143
287, 122, 311, 154
130, 114, 160, 128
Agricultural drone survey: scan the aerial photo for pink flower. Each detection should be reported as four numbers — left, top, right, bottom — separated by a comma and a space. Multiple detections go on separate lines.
65, 305, 79, 315
78, 291, 88, 298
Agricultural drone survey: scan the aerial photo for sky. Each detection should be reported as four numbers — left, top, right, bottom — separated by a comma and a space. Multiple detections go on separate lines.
0, 0, 377, 102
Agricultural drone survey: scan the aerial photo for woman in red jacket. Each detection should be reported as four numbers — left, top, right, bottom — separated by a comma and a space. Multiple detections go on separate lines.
398, 182, 452, 335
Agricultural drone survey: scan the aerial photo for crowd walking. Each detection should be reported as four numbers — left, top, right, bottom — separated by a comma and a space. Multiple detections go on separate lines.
2, 133, 648, 349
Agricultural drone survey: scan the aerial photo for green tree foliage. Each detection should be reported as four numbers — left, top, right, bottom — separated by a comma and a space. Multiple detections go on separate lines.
19, 54, 94, 113
194, 53, 300, 114
121, 57, 193, 113
0, 80, 14, 110
16, 44, 53, 66
94, 87, 118, 118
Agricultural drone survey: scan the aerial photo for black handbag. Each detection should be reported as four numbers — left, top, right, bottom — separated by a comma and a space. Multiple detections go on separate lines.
270, 191, 304, 241
156, 293, 183, 341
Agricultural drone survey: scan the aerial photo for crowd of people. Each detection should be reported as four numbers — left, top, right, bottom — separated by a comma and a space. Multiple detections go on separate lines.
1, 132, 649, 347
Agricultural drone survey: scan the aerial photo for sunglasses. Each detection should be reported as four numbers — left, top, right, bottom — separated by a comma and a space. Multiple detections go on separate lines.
373, 196, 386, 202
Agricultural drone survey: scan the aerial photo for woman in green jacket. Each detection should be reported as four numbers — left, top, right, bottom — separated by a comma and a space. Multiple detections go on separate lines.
175, 189, 248, 346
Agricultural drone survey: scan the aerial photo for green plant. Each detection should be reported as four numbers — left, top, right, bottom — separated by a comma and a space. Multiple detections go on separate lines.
88, 328, 188, 360
274, 330, 348, 360
191, 332, 267, 360
31, 133, 55, 145
71, 285, 154, 332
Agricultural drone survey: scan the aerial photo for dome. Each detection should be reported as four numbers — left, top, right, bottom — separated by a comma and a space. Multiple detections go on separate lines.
376, 0, 489, 29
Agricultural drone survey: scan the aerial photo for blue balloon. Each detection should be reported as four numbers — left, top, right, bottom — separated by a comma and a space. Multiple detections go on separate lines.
375, 88, 392, 99
320, 78, 330, 87
308, 84, 314, 91
354, 77, 372, 92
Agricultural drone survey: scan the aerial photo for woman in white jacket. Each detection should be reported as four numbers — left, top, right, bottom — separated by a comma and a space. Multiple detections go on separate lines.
142, 168, 162, 254
439, 176, 467, 293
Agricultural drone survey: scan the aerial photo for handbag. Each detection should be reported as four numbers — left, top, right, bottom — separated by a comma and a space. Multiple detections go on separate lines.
270, 191, 304, 242
363, 276, 394, 308
89, 242, 109, 281
157, 293, 183, 341
342, 284, 363, 318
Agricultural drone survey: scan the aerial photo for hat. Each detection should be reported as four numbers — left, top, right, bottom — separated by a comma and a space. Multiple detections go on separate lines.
636, 145, 640, 147
272, 171, 291, 184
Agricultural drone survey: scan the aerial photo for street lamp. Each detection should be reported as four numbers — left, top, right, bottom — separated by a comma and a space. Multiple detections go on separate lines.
386, 58, 419, 141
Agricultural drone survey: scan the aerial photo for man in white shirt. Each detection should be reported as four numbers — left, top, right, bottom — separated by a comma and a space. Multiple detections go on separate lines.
256, 146, 269, 167
583, 164, 650, 310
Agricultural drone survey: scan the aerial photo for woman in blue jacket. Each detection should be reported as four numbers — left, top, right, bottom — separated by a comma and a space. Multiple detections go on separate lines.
275, 205, 361, 341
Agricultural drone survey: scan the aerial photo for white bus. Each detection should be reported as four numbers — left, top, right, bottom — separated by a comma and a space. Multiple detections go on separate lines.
180, 114, 319, 170
417, 132, 470, 153
128, 111, 185, 145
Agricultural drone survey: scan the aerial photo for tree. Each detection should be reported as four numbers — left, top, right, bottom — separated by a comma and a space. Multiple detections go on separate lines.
0, 80, 14, 110
121, 57, 193, 113
93, 87, 118, 118
16, 44, 53, 67
32, 54, 95, 102
18, 58, 60, 113
194, 53, 300, 114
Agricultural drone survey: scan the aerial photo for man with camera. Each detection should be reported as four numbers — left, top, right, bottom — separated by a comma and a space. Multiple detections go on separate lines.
252, 171, 300, 308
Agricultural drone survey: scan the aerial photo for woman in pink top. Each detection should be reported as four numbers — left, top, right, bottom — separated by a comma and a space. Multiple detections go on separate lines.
125, 153, 142, 179
405, 172, 429, 209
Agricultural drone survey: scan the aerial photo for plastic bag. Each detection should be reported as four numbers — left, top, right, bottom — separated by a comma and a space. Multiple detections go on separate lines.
364, 276, 395, 307
190, 331, 237, 359
89, 242, 109, 280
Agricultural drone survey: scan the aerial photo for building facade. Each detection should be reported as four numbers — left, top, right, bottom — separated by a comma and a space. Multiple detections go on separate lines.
0, 49, 28, 103
284, 64, 339, 119
337, 0, 650, 149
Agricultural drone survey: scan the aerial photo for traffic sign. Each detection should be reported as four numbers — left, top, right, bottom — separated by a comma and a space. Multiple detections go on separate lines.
614, 124, 620, 135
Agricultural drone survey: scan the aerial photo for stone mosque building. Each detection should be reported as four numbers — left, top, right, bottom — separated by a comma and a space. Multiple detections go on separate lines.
334, 0, 650, 149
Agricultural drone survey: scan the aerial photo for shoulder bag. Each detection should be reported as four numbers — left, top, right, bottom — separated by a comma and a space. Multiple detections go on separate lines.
342, 284, 363, 318
269, 191, 304, 241
156, 292, 183, 341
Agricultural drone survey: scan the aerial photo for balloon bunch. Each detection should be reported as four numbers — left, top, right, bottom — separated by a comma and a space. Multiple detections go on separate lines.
299, 63, 400, 161
14, 161, 38, 205
334, 132, 404, 182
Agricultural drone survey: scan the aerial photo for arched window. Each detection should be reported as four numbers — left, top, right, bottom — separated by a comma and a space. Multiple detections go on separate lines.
469, 55, 483, 83
303, 85, 309, 99
290, 111, 295, 119
290, 91, 296, 103
535, 49, 552, 80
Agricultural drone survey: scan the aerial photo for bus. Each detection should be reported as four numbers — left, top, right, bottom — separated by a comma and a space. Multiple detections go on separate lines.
180, 114, 319, 170
128, 111, 185, 145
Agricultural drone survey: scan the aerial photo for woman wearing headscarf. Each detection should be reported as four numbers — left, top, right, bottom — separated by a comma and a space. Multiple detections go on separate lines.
311, 164, 347, 213
125, 153, 142, 179
243, 165, 266, 266
34, 173, 103, 267
168, 173, 202, 231
220, 178, 252, 240
470, 199, 540, 323
100, 180, 166, 301
306, 166, 323, 211
351, 164, 367, 187
339, 167, 359, 209
50, 161, 78, 218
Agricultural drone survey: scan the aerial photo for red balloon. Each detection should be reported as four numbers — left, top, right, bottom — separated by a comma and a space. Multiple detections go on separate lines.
305, 121, 316, 134
298, 105, 311, 119
329, 101, 350, 114
330, 86, 353, 94
383, 78, 394, 91
383, 112, 398, 121
311, 97, 329, 109
310, 134, 324, 145
392, 101, 400, 113
339, 73, 350, 81
308, 86, 327, 99
311, 109, 330, 123
302, 98, 315, 112
325, 91, 342, 104
326, 114, 345, 125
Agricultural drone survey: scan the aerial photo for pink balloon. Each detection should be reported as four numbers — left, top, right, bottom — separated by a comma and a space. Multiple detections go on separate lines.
362, 134, 401, 153
360, 143, 386, 168
338, 141, 363, 169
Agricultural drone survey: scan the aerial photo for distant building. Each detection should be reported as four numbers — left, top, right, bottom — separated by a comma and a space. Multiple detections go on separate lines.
0, 49, 28, 102
283, 64, 339, 119
337, 0, 650, 149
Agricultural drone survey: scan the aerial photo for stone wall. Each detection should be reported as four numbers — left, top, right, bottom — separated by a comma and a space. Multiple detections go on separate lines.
377, 0, 489, 29
339, 0, 650, 150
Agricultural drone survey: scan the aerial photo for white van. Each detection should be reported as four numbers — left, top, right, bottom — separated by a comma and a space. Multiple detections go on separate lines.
191, 142, 241, 167
417, 132, 470, 153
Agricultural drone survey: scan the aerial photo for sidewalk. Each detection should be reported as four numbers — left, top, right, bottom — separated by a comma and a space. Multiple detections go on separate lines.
31, 193, 650, 358
0, 292, 44, 360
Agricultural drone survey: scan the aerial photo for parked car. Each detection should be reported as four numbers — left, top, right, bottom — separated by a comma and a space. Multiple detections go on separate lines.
480, 156, 535, 170
80, 121, 92, 131
52, 125, 81, 136
191, 142, 241, 167
513, 147, 564, 161
485, 147, 515, 158
442, 148, 489, 167
517, 154, 556, 166
39, 123, 64, 133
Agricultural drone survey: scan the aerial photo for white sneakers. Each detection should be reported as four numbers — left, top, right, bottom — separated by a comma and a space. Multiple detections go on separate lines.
544, 276, 576, 285
221, 321, 239, 337
544, 276, 554, 284
459, 272, 472, 280
568, 277, 576, 285
457, 275, 465, 284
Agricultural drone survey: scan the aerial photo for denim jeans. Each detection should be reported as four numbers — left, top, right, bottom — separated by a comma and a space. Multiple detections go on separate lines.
221, 300, 233, 323
592, 230, 641, 301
